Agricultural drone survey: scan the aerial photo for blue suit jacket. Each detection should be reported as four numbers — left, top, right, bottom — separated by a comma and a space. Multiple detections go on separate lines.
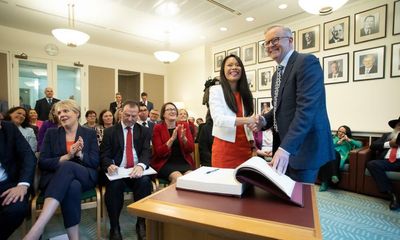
263, 51, 335, 170
38, 125, 99, 189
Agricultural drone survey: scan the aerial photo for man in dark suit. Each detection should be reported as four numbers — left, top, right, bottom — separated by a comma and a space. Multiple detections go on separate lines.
328, 23, 344, 44
302, 31, 315, 49
138, 103, 155, 134
140, 92, 154, 113
100, 100, 152, 240
359, 54, 378, 74
149, 109, 160, 124
0, 120, 36, 239
360, 15, 378, 36
34, 87, 60, 121
109, 92, 123, 115
367, 117, 400, 210
252, 25, 335, 183
328, 61, 343, 78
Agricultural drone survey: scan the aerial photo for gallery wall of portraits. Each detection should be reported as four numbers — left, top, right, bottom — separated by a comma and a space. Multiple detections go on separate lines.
210, 0, 399, 132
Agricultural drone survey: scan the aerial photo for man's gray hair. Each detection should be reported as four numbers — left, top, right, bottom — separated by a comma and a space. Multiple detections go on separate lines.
265, 25, 293, 37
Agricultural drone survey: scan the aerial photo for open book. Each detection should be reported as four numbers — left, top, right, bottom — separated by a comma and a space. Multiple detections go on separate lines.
176, 156, 304, 207
106, 166, 157, 181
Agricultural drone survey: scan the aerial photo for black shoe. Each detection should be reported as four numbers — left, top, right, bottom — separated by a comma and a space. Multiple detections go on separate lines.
389, 192, 400, 210
109, 227, 122, 240
136, 218, 146, 240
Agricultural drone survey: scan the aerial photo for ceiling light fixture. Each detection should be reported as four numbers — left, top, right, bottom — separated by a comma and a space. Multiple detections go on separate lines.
220, 27, 228, 32
278, 4, 288, 10
298, 0, 348, 15
154, 31, 180, 64
52, 3, 90, 47
155, 1, 180, 16
245, 17, 255, 22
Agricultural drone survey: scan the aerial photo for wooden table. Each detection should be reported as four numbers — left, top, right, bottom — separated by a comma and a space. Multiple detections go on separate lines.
128, 184, 321, 240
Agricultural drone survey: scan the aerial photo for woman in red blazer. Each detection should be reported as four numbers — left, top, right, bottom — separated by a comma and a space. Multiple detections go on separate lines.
151, 102, 195, 184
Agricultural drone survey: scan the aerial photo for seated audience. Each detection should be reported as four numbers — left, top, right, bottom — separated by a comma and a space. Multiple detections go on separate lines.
95, 109, 114, 146
25, 99, 99, 239
100, 100, 152, 240
0, 120, 37, 239
114, 108, 123, 124
5, 107, 37, 152
367, 117, 400, 210
149, 109, 160, 124
151, 102, 195, 184
83, 110, 98, 130
28, 109, 43, 132
37, 105, 60, 151
319, 125, 362, 192
177, 108, 196, 140
138, 103, 155, 133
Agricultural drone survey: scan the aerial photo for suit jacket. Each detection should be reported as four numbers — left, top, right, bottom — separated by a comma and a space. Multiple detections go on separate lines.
328, 37, 343, 44
150, 121, 194, 172
39, 125, 99, 189
328, 71, 343, 78
34, 97, 60, 121
0, 121, 36, 185
359, 64, 378, 74
370, 133, 392, 159
100, 122, 151, 172
360, 27, 377, 36
263, 51, 335, 170
140, 101, 154, 112
109, 101, 122, 115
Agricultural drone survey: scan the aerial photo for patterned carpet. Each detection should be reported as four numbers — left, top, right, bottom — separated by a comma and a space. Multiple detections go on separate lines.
10, 186, 400, 240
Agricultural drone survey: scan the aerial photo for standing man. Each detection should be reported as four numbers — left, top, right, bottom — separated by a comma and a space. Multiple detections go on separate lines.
109, 92, 123, 115
100, 100, 152, 240
0, 120, 37, 239
138, 103, 155, 133
140, 92, 154, 113
252, 25, 334, 183
34, 87, 60, 121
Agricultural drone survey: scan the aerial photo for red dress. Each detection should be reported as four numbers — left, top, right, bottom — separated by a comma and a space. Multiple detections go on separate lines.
211, 92, 252, 168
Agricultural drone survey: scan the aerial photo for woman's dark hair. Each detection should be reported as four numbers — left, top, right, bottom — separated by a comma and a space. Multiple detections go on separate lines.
5, 106, 31, 128
219, 54, 254, 116
338, 125, 352, 138
160, 102, 178, 121
85, 110, 97, 118
99, 109, 114, 126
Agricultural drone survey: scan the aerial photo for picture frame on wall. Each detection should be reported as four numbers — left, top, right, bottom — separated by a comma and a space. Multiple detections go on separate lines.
353, 46, 385, 81
241, 43, 257, 66
391, 42, 400, 77
394, 1, 400, 35
245, 70, 256, 92
227, 47, 240, 57
323, 16, 350, 50
292, 31, 296, 50
322, 53, 349, 85
214, 51, 226, 72
257, 40, 272, 63
257, 97, 272, 115
354, 4, 387, 44
298, 25, 320, 53
252, 98, 256, 114
257, 66, 274, 91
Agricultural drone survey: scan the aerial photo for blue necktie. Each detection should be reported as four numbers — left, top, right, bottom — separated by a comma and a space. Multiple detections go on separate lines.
273, 65, 284, 132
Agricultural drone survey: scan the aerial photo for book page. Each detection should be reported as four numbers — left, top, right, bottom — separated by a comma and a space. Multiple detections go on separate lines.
235, 156, 295, 197
106, 166, 157, 181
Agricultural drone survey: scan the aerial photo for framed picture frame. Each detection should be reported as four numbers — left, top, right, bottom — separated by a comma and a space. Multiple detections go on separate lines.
241, 43, 257, 66
323, 16, 350, 50
292, 31, 296, 50
245, 70, 256, 92
257, 40, 272, 63
227, 47, 240, 57
353, 46, 385, 81
252, 98, 256, 114
322, 53, 349, 85
354, 4, 387, 44
257, 97, 272, 115
257, 66, 274, 91
298, 25, 320, 53
391, 42, 400, 77
214, 51, 226, 72
394, 1, 400, 35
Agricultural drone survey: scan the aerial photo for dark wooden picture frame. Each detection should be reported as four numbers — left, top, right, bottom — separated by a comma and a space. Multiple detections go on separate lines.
257, 66, 274, 91
394, 1, 400, 35
298, 25, 320, 53
323, 16, 350, 50
257, 40, 272, 63
257, 97, 272, 115
227, 47, 240, 58
323, 53, 349, 85
391, 42, 400, 77
353, 46, 385, 81
214, 51, 226, 72
354, 4, 387, 44
241, 43, 257, 66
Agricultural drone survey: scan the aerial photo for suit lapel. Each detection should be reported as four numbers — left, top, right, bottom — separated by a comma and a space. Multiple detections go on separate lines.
276, 51, 297, 110
116, 123, 124, 150
58, 127, 68, 154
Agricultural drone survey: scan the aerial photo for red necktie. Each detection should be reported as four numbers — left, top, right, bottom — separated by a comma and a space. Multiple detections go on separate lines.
389, 147, 398, 163
126, 127, 134, 168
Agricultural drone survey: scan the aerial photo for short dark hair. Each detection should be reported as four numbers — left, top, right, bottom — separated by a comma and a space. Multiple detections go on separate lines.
85, 110, 97, 118
122, 100, 139, 109
141, 92, 148, 97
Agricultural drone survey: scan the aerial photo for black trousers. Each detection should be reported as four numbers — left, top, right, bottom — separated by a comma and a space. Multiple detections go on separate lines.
105, 175, 152, 229
366, 159, 400, 193
318, 151, 341, 182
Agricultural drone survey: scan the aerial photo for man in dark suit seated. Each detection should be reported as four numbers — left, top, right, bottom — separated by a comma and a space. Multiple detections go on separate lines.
100, 100, 152, 240
140, 92, 154, 113
34, 87, 60, 121
367, 116, 400, 210
0, 120, 36, 239
138, 103, 155, 134
109, 92, 123, 115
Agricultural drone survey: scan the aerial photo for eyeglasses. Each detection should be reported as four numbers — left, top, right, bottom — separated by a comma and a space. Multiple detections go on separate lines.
165, 108, 176, 112
263, 36, 291, 48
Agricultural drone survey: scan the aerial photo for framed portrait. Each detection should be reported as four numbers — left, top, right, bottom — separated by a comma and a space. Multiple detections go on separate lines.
354, 4, 387, 44
241, 43, 257, 66
394, 1, 400, 35
322, 53, 349, 85
227, 47, 240, 57
353, 46, 385, 81
257, 97, 272, 115
292, 31, 296, 50
298, 25, 320, 53
323, 16, 350, 50
257, 66, 274, 91
214, 51, 226, 72
391, 42, 400, 77
257, 40, 272, 63
245, 70, 256, 92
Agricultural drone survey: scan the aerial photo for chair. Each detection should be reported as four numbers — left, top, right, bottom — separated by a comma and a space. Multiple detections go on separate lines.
31, 187, 102, 239
356, 148, 400, 198
335, 147, 366, 192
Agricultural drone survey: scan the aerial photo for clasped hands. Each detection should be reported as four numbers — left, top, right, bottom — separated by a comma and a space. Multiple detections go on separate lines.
170, 124, 187, 144
61, 136, 84, 161
107, 164, 144, 178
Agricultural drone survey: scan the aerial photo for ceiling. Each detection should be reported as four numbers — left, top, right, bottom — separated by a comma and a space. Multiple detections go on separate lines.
0, 0, 351, 55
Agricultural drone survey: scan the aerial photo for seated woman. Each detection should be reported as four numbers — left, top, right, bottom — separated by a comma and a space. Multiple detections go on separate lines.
319, 125, 362, 191
24, 99, 99, 240
82, 110, 98, 130
37, 105, 60, 151
177, 108, 196, 140
151, 102, 195, 184
5, 106, 37, 152
95, 109, 114, 146
28, 109, 43, 135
